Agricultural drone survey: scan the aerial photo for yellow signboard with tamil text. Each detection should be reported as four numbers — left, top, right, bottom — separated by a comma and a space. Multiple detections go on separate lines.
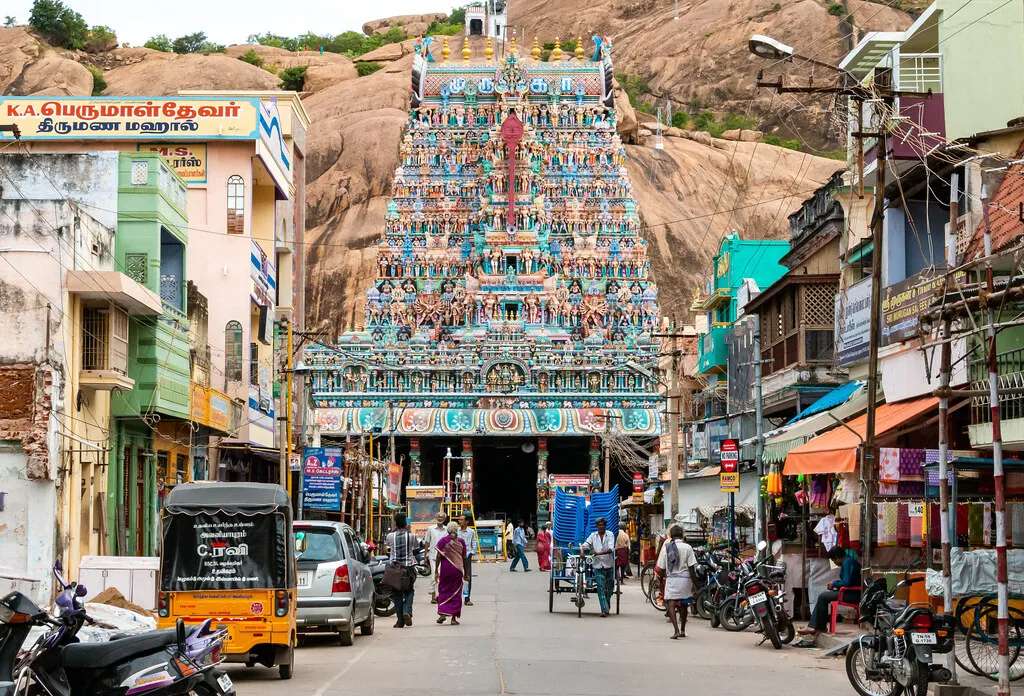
0, 97, 260, 141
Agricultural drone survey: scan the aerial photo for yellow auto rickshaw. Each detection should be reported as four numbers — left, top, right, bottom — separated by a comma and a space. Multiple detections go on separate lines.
158, 482, 297, 679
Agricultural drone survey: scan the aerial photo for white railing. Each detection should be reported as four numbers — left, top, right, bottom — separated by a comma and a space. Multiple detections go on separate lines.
898, 53, 942, 93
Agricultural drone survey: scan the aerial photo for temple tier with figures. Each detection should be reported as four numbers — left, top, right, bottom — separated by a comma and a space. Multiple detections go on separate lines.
305, 36, 663, 526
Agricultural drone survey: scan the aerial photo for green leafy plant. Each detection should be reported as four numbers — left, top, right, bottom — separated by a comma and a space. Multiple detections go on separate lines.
170, 31, 223, 54
84, 24, 116, 52
28, 0, 87, 49
356, 61, 383, 77
144, 33, 172, 51
279, 65, 307, 91
87, 64, 106, 95
827, 2, 845, 15
762, 134, 802, 151
239, 48, 263, 67
4, 16, 16, 27
671, 111, 689, 129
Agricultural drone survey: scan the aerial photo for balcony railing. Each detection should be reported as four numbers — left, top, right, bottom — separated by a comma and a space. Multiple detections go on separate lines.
970, 346, 1024, 424
898, 53, 942, 93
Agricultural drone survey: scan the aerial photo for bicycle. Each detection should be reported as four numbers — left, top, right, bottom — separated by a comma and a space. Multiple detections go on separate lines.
957, 593, 1024, 681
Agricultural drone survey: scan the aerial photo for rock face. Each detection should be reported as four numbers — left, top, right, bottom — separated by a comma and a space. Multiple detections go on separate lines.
362, 14, 446, 37
0, 27, 93, 96
102, 53, 280, 95
508, 0, 910, 145
224, 44, 358, 93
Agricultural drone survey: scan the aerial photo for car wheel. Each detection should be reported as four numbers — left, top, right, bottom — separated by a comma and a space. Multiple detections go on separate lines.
360, 605, 375, 636
279, 643, 294, 680
338, 620, 355, 646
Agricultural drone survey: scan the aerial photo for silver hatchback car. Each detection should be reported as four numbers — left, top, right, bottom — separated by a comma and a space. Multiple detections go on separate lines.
294, 521, 375, 645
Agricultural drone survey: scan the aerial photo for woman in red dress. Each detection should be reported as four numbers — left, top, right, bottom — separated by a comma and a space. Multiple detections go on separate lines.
535, 522, 552, 571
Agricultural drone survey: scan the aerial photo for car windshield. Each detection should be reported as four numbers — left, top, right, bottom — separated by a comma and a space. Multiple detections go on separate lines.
295, 528, 344, 563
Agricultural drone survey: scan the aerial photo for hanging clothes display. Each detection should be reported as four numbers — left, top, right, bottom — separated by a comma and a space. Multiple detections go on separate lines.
877, 502, 898, 547
814, 514, 838, 551
909, 507, 924, 548
879, 447, 901, 483
896, 503, 911, 547
968, 503, 984, 547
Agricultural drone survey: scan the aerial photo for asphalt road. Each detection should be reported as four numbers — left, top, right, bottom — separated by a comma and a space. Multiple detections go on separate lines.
226, 562, 855, 696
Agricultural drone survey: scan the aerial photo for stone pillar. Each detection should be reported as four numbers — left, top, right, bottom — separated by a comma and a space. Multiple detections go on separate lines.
536, 437, 550, 527
409, 437, 422, 486
589, 436, 602, 491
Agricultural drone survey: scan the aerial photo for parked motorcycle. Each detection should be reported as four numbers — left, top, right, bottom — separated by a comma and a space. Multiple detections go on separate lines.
742, 540, 792, 649
0, 564, 232, 696
845, 575, 955, 696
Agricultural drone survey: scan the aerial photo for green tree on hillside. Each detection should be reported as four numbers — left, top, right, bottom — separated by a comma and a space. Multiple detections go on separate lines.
84, 24, 117, 52
144, 34, 172, 51
29, 0, 88, 49
4, 16, 16, 27
279, 66, 307, 91
170, 31, 223, 54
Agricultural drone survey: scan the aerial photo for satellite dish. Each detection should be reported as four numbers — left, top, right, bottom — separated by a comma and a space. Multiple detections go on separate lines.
521, 442, 536, 453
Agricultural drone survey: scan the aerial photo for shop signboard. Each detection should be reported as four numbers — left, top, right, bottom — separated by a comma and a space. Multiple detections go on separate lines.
720, 472, 740, 493
720, 438, 740, 492
880, 271, 952, 346
632, 472, 644, 502
835, 277, 872, 366
137, 143, 207, 183
302, 447, 343, 511
0, 96, 260, 140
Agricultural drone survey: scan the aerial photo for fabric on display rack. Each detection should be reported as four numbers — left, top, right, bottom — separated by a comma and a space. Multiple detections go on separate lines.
1012, 503, 1024, 548
910, 510, 924, 548
879, 448, 901, 483
879, 482, 899, 496
928, 502, 941, 545
898, 481, 925, 496
877, 502, 898, 546
814, 514, 838, 551
896, 503, 911, 547
969, 503, 984, 547
956, 504, 969, 547
984, 502, 992, 547
839, 503, 861, 544
899, 449, 925, 479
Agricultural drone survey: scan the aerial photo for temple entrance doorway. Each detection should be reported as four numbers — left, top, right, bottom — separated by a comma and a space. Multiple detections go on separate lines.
546, 437, 592, 476
473, 438, 537, 527
469, 18, 483, 35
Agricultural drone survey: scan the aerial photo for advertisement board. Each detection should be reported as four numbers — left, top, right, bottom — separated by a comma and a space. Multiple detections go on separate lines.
387, 462, 403, 508
137, 142, 207, 183
881, 271, 951, 346
302, 447, 343, 512
835, 277, 872, 366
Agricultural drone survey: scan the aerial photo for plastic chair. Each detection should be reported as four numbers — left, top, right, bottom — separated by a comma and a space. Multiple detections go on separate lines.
828, 586, 863, 633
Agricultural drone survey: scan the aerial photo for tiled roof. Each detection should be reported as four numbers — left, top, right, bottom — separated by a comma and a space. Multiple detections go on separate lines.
967, 146, 1024, 258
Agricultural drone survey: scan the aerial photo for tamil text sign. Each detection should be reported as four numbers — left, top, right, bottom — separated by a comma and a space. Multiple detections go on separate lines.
302, 447, 343, 511
881, 271, 950, 346
138, 143, 207, 183
1, 97, 259, 140
835, 277, 872, 366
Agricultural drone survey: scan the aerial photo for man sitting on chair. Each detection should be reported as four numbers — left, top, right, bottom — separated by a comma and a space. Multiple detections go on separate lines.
798, 546, 861, 642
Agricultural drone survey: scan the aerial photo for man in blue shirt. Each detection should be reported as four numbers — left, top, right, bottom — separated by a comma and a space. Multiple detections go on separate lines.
799, 547, 861, 640
509, 520, 531, 572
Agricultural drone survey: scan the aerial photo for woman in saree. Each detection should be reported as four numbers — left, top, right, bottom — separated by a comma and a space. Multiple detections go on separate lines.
435, 522, 467, 624
535, 522, 552, 571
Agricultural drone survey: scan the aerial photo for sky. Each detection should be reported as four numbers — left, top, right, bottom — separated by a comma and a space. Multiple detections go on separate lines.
5, 1, 463, 46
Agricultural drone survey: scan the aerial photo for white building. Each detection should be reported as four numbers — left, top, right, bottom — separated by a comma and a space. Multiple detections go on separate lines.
464, 0, 508, 40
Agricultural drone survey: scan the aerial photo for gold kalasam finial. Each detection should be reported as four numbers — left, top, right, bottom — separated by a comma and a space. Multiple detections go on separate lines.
441, 37, 450, 62
550, 37, 563, 61
574, 36, 585, 60
531, 36, 541, 61
462, 37, 471, 61
510, 35, 518, 55
485, 37, 494, 60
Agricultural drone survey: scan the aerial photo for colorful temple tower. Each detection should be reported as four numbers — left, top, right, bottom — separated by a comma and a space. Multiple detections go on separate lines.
305, 37, 662, 525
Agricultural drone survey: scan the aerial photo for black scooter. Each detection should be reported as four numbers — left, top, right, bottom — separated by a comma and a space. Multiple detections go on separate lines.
0, 564, 233, 696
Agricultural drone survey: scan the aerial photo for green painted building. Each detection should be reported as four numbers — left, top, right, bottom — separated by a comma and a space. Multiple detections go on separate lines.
108, 152, 191, 556
693, 232, 789, 375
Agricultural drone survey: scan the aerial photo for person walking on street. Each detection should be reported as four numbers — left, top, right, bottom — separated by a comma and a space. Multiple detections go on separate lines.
504, 519, 515, 559
535, 522, 552, 572
656, 525, 697, 639
509, 520, 530, 572
458, 514, 478, 606
615, 525, 631, 582
385, 512, 419, 628
435, 522, 468, 625
583, 517, 615, 617
425, 512, 448, 603
797, 547, 861, 645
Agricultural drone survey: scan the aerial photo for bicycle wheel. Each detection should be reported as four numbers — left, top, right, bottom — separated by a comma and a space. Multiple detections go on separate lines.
965, 603, 1024, 680
640, 563, 655, 599
954, 594, 987, 676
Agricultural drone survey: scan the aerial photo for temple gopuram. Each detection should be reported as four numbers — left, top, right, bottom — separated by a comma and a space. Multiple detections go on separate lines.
305, 36, 663, 525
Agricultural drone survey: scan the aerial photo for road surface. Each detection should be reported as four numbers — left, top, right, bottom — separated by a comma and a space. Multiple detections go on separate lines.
226, 562, 854, 695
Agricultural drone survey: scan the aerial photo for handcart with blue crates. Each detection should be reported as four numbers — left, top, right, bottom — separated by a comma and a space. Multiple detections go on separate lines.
548, 485, 621, 617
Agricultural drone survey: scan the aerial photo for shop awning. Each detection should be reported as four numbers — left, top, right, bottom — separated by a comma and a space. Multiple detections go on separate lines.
754, 385, 868, 464
783, 396, 938, 475
786, 381, 864, 425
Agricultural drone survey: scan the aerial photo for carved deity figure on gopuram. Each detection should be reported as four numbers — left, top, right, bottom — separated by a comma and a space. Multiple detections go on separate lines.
306, 37, 662, 495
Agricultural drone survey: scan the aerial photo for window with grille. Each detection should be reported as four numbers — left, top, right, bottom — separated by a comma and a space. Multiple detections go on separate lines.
131, 160, 149, 186
175, 453, 188, 483
225, 320, 243, 382
802, 283, 838, 326
227, 175, 245, 234
250, 342, 259, 385
82, 305, 129, 375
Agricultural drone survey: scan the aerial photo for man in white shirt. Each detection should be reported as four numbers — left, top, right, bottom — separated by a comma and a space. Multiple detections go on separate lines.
583, 517, 616, 617
457, 514, 479, 605
424, 512, 448, 603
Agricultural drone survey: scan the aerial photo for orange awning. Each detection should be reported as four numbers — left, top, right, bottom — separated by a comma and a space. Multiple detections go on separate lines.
783, 396, 938, 475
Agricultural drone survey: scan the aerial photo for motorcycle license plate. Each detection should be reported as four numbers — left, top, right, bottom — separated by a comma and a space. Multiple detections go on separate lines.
298, 571, 313, 588
749, 592, 768, 605
217, 674, 234, 692
911, 632, 937, 645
